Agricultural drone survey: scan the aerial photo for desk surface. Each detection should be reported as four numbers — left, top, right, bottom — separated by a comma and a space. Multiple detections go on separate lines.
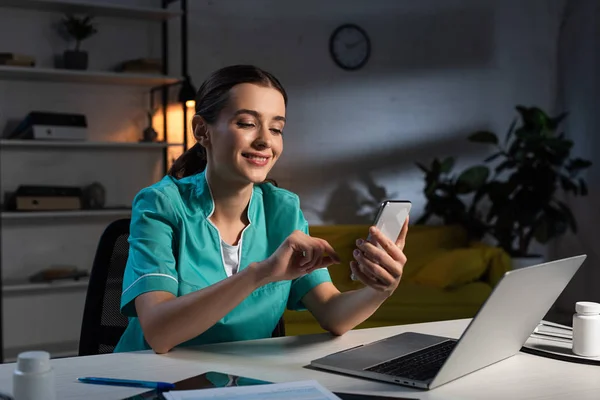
0, 318, 598, 400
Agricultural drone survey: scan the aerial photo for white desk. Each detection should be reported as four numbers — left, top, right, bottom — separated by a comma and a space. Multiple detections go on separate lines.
0, 319, 598, 400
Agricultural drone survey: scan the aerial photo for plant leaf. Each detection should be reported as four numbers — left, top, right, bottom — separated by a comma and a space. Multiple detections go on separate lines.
560, 175, 579, 194
505, 118, 517, 145
432, 158, 441, 175
484, 152, 502, 162
440, 157, 455, 173
468, 131, 499, 145
549, 111, 569, 130
456, 166, 490, 194
495, 160, 515, 174
567, 158, 593, 173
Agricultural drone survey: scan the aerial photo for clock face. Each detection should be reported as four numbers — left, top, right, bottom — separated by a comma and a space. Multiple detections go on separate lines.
329, 24, 371, 71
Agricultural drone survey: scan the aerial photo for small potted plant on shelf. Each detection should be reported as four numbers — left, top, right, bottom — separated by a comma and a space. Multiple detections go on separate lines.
58, 14, 97, 70
416, 105, 592, 268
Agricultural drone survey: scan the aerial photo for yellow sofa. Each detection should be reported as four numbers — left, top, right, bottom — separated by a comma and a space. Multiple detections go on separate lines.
283, 224, 511, 336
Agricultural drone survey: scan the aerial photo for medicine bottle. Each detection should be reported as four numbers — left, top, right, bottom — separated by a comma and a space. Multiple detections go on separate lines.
572, 301, 600, 357
13, 351, 56, 400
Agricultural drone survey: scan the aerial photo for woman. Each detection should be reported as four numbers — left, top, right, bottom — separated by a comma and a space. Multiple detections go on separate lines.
115, 65, 409, 354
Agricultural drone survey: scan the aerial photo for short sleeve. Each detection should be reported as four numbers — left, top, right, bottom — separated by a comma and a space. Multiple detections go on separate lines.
120, 188, 179, 317
287, 209, 332, 311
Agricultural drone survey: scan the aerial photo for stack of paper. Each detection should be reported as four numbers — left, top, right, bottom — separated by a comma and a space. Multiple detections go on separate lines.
531, 320, 572, 343
162, 380, 341, 400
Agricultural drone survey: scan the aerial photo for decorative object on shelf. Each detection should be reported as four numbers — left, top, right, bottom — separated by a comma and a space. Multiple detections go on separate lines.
141, 111, 158, 142
115, 58, 162, 75
82, 182, 106, 209
0, 53, 35, 67
329, 23, 371, 71
4, 185, 83, 211
58, 14, 97, 70
416, 105, 592, 262
28, 266, 89, 283
7, 111, 87, 141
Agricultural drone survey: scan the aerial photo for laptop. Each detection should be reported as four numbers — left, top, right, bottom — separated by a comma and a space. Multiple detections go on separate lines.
310, 254, 586, 390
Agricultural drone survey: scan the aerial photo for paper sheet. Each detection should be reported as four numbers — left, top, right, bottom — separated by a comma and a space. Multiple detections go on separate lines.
162, 380, 340, 400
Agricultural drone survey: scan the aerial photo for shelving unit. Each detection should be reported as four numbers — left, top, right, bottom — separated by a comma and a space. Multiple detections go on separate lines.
0, 0, 182, 20
3, 279, 90, 294
0, 65, 180, 86
0, 139, 183, 149
0, 0, 190, 362
1, 209, 132, 220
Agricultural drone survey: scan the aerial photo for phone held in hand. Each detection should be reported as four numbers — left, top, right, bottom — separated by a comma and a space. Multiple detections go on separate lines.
367, 200, 411, 246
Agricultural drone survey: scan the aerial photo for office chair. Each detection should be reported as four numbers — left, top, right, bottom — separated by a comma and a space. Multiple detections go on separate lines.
79, 218, 131, 356
79, 217, 286, 356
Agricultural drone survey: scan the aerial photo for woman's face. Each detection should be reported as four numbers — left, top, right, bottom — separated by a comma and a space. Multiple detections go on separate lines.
197, 83, 286, 185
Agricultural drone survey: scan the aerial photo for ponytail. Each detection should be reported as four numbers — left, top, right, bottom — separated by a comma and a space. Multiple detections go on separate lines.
167, 143, 207, 179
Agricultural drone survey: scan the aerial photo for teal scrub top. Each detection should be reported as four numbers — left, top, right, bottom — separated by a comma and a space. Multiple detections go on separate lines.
114, 171, 331, 353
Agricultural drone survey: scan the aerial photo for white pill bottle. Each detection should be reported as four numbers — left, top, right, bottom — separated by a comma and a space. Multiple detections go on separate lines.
13, 351, 56, 400
572, 301, 600, 357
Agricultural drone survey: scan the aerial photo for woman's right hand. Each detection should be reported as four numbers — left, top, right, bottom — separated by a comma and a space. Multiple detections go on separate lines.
255, 230, 340, 284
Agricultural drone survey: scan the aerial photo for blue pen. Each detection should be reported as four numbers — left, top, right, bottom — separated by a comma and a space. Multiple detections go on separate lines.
78, 377, 175, 390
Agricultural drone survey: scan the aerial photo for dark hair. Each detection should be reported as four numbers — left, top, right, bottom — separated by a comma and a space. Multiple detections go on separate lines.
168, 65, 288, 179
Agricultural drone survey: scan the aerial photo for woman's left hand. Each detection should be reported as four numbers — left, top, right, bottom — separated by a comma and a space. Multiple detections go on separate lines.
350, 217, 409, 294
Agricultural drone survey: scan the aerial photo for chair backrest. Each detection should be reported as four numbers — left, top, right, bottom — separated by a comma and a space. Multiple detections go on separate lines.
78, 217, 286, 356
78, 218, 131, 356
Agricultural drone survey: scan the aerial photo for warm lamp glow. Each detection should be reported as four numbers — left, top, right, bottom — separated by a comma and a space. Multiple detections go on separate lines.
185, 100, 195, 108
152, 104, 196, 169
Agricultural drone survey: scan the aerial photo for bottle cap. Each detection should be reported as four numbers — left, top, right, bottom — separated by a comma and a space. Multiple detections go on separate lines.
575, 301, 600, 315
16, 351, 51, 374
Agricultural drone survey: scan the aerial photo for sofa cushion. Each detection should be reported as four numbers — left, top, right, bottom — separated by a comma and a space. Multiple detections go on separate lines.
409, 245, 511, 289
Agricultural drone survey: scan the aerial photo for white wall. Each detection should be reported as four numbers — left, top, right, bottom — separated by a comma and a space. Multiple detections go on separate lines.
186, 0, 564, 224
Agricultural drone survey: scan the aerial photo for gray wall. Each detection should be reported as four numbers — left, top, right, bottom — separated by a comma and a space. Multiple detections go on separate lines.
550, 0, 600, 320
186, 0, 564, 224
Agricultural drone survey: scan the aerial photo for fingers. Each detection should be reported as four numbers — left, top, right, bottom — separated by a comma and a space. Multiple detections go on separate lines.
314, 237, 341, 263
289, 231, 339, 271
395, 215, 410, 249
353, 248, 396, 287
367, 226, 407, 265
356, 238, 403, 278
350, 261, 388, 292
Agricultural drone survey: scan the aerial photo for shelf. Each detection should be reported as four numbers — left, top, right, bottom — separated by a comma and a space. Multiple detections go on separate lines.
1, 208, 132, 220
0, 139, 184, 149
2, 278, 89, 294
0, 0, 182, 20
0, 65, 181, 86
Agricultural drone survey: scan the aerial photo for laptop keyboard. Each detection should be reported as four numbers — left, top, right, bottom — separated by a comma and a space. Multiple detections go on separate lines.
364, 340, 457, 382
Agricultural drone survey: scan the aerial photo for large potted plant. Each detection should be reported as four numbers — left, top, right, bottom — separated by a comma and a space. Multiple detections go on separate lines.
415, 156, 490, 241
417, 106, 592, 268
59, 14, 97, 70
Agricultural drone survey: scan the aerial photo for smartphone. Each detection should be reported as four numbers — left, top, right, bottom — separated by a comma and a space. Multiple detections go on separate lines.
367, 200, 411, 245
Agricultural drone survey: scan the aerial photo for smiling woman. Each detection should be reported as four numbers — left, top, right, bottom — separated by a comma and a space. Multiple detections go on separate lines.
114, 65, 410, 355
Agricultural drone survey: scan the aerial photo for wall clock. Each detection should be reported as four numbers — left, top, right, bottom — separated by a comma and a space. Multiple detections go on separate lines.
329, 24, 371, 71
